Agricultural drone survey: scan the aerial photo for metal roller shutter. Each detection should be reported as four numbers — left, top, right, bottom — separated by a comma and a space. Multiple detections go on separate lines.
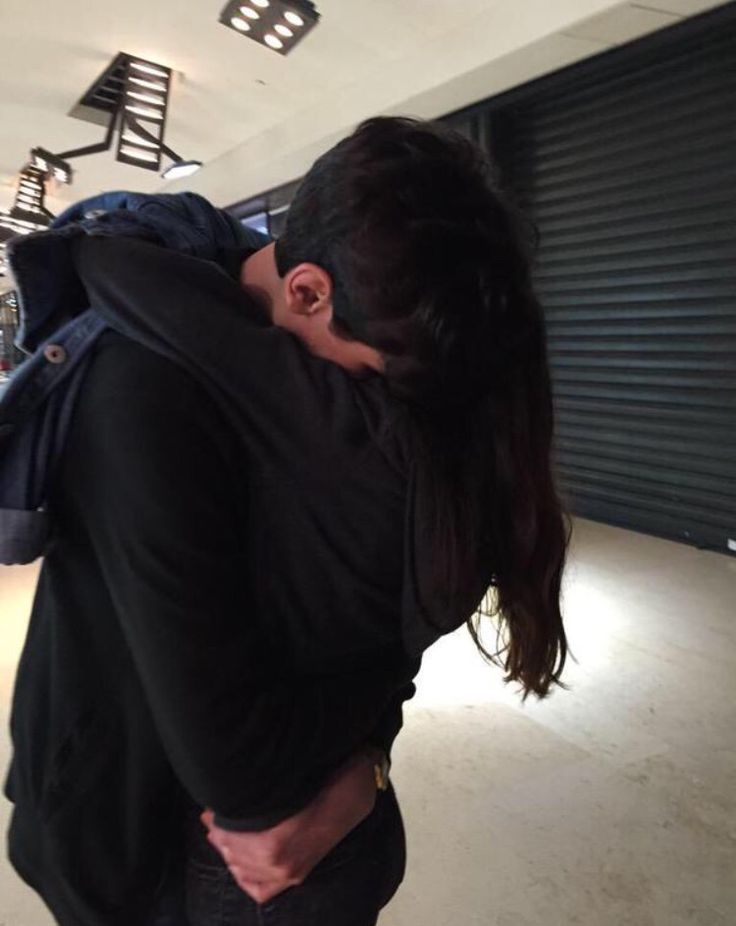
496, 13, 736, 554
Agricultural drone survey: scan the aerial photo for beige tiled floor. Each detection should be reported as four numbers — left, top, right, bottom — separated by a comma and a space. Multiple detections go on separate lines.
2, 519, 735, 926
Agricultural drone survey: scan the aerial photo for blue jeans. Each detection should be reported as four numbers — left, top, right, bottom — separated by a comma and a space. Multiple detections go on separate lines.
151, 784, 407, 925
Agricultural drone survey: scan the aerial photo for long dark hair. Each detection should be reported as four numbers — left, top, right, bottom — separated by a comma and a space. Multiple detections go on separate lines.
276, 117, 569, 698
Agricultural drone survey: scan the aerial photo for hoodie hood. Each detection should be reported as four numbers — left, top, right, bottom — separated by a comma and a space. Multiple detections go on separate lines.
8, 190, 264, 354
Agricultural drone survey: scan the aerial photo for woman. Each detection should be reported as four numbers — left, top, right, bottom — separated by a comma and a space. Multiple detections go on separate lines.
167, 114, 569, 923
6, 117, 567, 926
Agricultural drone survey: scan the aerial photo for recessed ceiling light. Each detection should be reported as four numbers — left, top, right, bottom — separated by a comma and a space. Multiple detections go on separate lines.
127, 90, 166, 106
130, 61, 169, 79
231, 15, 251, 30
125, 104, 164, 121
284, 10, 304, 26
264, 34, 283, 48
252, 0, 270, 6
240, 5, 260, 18
274, 23, 293, 37
129, 75, 167, 91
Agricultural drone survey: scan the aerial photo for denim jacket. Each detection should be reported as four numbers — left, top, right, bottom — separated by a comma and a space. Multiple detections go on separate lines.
0, 191, 268, 564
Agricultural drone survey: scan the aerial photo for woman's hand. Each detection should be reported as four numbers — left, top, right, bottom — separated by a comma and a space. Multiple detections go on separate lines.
201, 748, 382, 904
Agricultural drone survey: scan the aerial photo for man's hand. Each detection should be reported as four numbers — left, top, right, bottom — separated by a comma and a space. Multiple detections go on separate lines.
202, 748, 382, 904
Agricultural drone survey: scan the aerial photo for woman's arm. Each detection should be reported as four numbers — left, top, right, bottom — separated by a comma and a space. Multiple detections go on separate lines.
202, 746, 385, 903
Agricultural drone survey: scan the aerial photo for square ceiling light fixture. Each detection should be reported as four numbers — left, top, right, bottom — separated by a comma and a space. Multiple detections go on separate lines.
220, 0, 320, 55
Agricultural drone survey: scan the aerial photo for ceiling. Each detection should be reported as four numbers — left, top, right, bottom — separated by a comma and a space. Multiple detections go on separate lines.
0, 0, 729, 215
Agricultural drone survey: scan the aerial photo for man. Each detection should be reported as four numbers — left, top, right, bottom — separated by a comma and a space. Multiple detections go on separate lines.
6, 114, 564, 926
5, 138, 423, 925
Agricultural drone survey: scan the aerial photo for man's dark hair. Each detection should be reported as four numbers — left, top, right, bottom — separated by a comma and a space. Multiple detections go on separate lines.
276, 117, 568, 699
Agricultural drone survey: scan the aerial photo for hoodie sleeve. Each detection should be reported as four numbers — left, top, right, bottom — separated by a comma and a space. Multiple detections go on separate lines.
64, 331, 419, 831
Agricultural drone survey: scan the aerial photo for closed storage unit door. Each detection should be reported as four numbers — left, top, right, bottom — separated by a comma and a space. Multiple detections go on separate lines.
500, 18, 736, 553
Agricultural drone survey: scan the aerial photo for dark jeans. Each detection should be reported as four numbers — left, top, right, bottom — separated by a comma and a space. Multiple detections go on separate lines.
150, 784, 407, 926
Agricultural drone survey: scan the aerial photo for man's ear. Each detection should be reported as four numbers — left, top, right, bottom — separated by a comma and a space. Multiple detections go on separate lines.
284, 263, 334, 317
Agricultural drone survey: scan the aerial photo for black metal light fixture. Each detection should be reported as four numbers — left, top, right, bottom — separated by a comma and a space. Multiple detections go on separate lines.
1, 54, 202, 275
0, 290, 21, 374
116, 57, 172, 172
0, 166, 54, 277
34, 53, 202, 184
0, 166, 53, 236
29, 148, 73, 185
219, 0, 319, 55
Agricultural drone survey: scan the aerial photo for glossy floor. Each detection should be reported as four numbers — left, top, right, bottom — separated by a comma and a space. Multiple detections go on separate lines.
1, 519, 735, 926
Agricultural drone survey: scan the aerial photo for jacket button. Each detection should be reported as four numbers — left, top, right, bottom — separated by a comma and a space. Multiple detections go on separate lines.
44, 344, 67, 364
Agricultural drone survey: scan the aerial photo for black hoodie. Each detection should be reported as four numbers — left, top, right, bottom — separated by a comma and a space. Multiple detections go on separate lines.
6, 236, 488, 926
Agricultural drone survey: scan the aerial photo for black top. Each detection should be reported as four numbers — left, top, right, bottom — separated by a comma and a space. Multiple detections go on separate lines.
6, 238, 428, 926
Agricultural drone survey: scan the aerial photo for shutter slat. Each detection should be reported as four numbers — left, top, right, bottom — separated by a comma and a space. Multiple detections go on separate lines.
540, 210, 735, 246
524, 94, 734, 170
546, 303, 735, 322
553, 382, 731, 409
529, 156, 736, 213
529, 42, 733, 132
538, 226, 736, 264
557, 459, 736, 512
549, 339, 736, 355
538, 241, 736, 275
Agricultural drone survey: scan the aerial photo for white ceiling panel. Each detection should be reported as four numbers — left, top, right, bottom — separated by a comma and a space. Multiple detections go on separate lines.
565, 3, 681, 44
394, 33, 613, 122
